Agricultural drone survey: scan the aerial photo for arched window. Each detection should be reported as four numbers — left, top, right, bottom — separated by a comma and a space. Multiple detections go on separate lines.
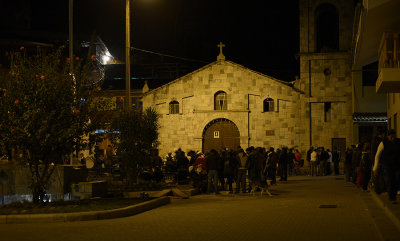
214, 91, 227, 110
315, 3, 339, 53
263, 98, 274, 112
169, 101, 179, 114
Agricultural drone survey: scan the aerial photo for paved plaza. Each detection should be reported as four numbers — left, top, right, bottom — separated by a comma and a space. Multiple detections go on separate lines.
1, 176, 399, 241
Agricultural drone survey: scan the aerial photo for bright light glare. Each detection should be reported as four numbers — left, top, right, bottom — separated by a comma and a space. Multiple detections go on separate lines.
102, 55, 111, 64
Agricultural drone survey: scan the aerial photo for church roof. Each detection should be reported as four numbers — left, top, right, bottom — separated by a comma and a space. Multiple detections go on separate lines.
143, 60, 294, 96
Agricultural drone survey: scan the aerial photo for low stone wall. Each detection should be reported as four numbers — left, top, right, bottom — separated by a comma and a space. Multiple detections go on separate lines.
0, 164, 87, 204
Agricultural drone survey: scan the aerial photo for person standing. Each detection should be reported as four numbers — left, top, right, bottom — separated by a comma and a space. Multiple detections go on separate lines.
373, 129, 400, 203
288, 149, 295, 176
246, 147, 257, 191
294, 149, 301, 176
248, 147, 265, 193
279, 147, 289, 181
326, 149, 332, 175
332, 146, 341, 175
206, 149, 219, 194
105, 145, 114, 169
310, 148, 318, 176
266, 147, 278, 185
306, 146, 314, 176
79, 153, 86, 166
360, 143, 372, 191
236, 147, 248, 193
222, 149, 238, 194
319, 147, 328, 176
352, 144, 363, 186
344, 147, 353, 182
372, 129, 386, 194
217, 149, 225, 191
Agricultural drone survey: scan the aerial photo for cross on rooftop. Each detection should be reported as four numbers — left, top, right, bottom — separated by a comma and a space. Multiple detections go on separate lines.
217, 42, 226, 61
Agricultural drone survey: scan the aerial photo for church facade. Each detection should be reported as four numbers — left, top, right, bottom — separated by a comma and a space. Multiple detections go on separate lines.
142, 58, 306, 156
142, 0, 355, 156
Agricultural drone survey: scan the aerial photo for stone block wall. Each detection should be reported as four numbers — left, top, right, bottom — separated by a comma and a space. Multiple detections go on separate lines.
143, 61, 305, 156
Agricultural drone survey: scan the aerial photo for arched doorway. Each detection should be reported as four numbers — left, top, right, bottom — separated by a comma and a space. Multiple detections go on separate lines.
202, 118, 240, 154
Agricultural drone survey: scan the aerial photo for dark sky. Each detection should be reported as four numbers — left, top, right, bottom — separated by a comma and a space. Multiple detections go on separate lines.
1, 0, 300, 81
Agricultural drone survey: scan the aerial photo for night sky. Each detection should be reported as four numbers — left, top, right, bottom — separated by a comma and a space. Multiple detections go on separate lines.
1, 0, 300, 81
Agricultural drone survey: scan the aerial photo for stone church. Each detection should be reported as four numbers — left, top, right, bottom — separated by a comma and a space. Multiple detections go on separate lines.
142, 0, 354, 156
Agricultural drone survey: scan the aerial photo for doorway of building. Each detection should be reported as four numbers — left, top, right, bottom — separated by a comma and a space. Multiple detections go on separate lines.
202, 118, 240, 154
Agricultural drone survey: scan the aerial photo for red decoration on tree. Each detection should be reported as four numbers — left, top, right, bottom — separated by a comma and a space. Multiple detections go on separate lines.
75, 109, 80, 115
97, 86, 101, 92
75, 57, 80, 61
91, 55, 96, 60
3, 92, 6, 97
120, 97, 125, 102
67, 58, 71, 63
40, 75, 45, 80
92, 69, 98, 73
10, 128, 15, 134
14, 99, 19, 104
20, 46, 24, 51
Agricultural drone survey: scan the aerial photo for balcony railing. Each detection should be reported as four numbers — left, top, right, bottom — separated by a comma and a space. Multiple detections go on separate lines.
378, 31, 400, 73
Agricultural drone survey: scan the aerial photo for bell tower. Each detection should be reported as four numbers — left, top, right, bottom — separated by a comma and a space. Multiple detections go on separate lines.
297, 0, 355, 151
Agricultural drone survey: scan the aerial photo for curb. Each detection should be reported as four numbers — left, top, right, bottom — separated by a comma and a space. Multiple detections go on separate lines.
124, 188, 199, 198
0, 196, 170, 224
370, 191, 400, 231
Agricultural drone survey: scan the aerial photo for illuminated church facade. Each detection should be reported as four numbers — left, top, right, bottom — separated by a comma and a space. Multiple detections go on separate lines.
142, 0, 355, 156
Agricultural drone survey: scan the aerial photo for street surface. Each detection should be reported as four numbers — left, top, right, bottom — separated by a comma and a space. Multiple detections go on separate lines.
1, 176, 399, 241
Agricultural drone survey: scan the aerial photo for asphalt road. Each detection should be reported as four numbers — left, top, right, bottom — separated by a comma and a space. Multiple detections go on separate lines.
1, 176, 399, 241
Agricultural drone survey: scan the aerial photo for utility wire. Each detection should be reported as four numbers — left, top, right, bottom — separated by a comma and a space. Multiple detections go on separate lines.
131, 47, 209, 64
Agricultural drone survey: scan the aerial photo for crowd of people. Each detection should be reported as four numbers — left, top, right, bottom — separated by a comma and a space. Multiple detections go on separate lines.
341, 129, 400, 204
100, 128, 399, 202
155, 146, 305, 194
306, 146, 342, 177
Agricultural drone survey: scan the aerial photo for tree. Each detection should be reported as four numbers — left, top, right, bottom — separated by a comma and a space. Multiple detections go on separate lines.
110, 108, 159, 184
0, 47, 103, 203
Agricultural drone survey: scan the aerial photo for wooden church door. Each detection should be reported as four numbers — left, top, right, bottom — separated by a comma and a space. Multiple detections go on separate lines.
202, 118, 240, 154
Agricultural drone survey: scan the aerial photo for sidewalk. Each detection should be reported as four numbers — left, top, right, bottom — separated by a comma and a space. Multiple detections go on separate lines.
288, 174, 400, 231
370, 189, 400, 230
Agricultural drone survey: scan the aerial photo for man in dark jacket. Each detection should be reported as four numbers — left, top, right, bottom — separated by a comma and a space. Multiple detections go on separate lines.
332, 147, 341, 175
206, 149, 220, 194
373, 129, 400, 203
247, 147, 265, 193
266, 147, 278, 185
352, 144, 363, 185
223, 148, 239, 194
344, 147, 353, 182
235, 147, 248, 193
279, 147, 289, 181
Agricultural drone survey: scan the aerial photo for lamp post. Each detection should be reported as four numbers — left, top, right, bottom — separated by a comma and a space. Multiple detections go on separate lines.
125, 0, 132, 109
69, 0, 73, 73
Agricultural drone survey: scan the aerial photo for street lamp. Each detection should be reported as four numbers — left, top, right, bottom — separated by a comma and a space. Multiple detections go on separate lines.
69, 0, 73, 73
125, 0, 132, 109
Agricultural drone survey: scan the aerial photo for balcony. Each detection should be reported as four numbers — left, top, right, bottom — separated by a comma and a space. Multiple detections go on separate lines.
376, 31, 400, 93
